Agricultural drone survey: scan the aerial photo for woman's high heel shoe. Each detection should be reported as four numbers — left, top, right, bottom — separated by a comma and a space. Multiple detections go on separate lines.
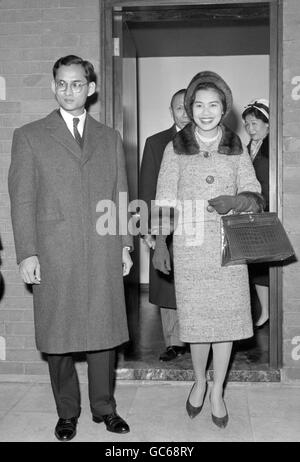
210, 394, 229, 428
186, 382, 207, 419
255, 315, 269, 328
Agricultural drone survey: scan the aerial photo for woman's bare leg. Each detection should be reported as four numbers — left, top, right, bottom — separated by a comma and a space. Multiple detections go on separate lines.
210, 341, 232, 417
255, 284, 269, 327
188, 342, 211, 406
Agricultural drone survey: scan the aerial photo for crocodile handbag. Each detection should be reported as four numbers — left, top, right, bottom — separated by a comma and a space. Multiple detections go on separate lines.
221, 212, 295, 266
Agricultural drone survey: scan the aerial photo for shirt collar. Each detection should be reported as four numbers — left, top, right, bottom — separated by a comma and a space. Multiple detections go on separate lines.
60, 107, 86, 124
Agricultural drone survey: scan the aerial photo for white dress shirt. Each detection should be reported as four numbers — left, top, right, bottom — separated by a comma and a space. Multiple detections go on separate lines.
60, 108, 86, 138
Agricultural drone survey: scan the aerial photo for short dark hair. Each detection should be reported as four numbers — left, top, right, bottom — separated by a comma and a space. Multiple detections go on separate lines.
170, 89, 186, 109
52, 55, 97, 83
242, 106, 269, 124
187, 82, 226, 115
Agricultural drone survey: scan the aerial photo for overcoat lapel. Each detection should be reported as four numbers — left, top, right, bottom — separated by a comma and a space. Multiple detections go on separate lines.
81, 114, 101, 165
45, 110, 82, 160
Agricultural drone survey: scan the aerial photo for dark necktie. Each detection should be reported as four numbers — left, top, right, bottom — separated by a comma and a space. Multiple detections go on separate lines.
73, 117, 82, 148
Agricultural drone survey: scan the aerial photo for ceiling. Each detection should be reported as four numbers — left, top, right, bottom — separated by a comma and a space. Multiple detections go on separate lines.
120, 3, 270, 57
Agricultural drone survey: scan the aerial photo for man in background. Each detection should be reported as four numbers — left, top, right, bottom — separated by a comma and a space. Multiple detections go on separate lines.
140, 89, 189, 361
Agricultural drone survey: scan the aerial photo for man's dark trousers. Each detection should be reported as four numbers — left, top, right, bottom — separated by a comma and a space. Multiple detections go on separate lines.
47, 349, 116, 419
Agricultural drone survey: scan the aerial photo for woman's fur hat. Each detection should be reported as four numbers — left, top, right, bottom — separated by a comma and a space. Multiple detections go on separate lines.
173, 71, 239, 156
184, 70, 233, 120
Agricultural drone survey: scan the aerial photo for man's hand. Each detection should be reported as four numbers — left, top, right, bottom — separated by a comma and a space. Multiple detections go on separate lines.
152, 235, 171, 275
19, 256, 41, 284
142, 234, 156, 250
122, 247, 133, 276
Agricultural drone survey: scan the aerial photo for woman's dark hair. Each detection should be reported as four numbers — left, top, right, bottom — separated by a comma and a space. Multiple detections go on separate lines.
187, 82, 227, 115
52, 55, 97, 83
242, 106, 269, 124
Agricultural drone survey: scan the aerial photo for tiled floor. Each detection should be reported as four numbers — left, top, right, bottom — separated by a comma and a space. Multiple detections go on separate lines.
0, 289, 285, 442
0, 380, 299, 442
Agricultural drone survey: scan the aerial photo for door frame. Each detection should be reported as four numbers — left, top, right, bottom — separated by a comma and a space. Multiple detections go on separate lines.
100, 0, 283, 369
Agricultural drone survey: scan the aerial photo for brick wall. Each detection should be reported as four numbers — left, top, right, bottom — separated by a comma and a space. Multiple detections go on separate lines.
282, 0, 300, 382
0, 0, 100, 376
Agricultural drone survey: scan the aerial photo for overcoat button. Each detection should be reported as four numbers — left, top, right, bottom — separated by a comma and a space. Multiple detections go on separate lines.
207, 205, 214, 213
203, 151, 209, 158
206, 175, 215, 184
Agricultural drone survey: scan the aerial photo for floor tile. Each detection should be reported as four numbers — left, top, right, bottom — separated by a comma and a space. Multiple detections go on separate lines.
13, 383, 55, 413
0, 411, 8, 421
0, 382, 299, 442
251, 415, 300, 442
0, 383, 32, 411
125, 383, 253, 442
0, 411, 57, 442
247, 385, 300, 418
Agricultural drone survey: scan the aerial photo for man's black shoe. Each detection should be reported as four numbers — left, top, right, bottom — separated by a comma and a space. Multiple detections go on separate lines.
159, 346, 186, 362
54, 417, 78, 441
93, 411, 130, 434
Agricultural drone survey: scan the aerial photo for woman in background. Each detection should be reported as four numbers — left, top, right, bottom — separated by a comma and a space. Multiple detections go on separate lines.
242, 99, 270, 327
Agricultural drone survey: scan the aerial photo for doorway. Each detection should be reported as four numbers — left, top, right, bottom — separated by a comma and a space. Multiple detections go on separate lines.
101, 0, 282, 380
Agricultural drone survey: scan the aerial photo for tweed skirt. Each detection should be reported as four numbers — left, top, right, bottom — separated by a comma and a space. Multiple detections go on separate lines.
173, 220, 253, 343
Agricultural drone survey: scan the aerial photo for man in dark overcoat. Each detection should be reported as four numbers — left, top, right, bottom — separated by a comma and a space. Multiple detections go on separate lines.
139, 89, 188, 361
8, 55, 133, 441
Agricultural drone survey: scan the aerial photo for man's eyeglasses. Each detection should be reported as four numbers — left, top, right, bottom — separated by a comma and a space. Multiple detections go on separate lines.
55, 80, 89, 93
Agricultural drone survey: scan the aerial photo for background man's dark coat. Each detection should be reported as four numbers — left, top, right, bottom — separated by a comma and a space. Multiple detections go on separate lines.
140, 125, 177, 309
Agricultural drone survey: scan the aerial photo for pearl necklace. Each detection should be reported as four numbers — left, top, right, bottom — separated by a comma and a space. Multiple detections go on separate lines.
195, 126, 221, 144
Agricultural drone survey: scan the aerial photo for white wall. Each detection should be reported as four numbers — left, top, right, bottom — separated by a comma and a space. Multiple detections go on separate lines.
139, 55, 269, 284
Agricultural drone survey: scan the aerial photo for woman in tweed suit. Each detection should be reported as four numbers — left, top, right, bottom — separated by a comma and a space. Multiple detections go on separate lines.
152, 71, 264, 428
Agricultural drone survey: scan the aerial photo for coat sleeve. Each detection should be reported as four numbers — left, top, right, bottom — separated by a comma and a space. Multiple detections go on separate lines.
115, 131, 134, 250
140, 138, 157, 206
253, 139, 269, 211
139, 138, 158, 234
152, 142, 180, 235
8, 128, 38, 264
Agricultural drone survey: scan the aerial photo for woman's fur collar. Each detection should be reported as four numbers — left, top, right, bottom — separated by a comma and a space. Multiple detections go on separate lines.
173, 122, 243, 156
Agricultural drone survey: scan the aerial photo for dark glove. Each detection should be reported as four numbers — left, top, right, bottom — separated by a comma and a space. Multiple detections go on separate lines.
208, 193, 264, 215
234, 192, 265, 213
152, 235, 171, 275
208, 195, 236, 215
233, 194, 255, 212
